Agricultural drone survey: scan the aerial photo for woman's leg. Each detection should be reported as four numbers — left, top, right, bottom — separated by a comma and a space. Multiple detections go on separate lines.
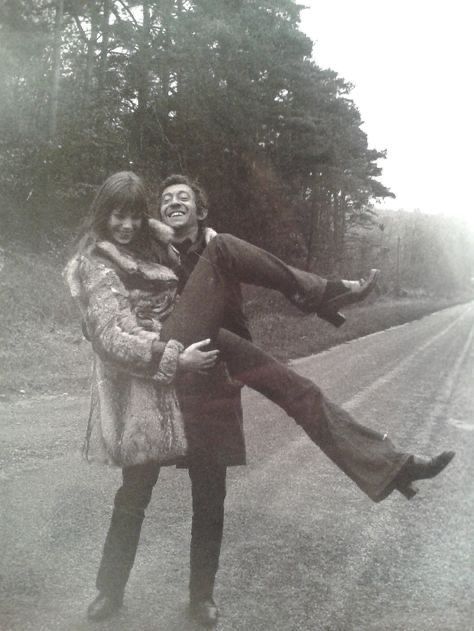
160, 234, 374, 344
90, 462, 160, 616
216, 329, 409, 502
160, 234, 452, 500
158, 235, 411, 502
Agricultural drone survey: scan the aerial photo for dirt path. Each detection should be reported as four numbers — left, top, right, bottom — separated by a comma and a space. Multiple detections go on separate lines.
1, 303, 473, 630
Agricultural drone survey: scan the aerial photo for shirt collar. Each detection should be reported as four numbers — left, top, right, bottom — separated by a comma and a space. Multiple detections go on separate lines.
174, 226, 206, 255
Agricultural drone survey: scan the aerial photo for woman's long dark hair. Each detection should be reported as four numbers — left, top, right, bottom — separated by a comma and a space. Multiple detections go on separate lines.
75, 171, 163, 261
90, 171, 148, 239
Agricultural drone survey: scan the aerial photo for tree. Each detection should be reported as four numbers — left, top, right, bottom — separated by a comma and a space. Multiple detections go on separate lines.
0, 0, 395, 269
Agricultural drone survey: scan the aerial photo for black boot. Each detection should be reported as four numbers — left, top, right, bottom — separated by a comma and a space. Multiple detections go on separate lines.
291, 269, 380, 327
394, 451, 455, 499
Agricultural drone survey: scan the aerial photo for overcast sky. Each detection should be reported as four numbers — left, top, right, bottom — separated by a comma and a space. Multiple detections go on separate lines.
299, 1, 473, 225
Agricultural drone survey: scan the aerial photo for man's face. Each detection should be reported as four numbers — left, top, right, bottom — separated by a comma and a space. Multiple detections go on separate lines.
160, 183, 206, 231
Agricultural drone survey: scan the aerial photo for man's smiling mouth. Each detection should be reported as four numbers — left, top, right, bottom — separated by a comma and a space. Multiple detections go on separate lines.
169, 210, 186, 217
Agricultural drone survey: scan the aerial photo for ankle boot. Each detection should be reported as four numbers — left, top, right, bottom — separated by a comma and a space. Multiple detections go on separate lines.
395, 451, 455, 499
291, 269, 380, 327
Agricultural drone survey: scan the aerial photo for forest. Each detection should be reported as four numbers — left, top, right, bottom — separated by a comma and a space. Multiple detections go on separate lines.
0, 0, 472, 289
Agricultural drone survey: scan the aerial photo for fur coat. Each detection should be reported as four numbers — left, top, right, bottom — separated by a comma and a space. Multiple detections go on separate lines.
65, 236, 188, 467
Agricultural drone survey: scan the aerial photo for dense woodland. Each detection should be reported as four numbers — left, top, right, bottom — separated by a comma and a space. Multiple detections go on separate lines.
0, 0, 472, 290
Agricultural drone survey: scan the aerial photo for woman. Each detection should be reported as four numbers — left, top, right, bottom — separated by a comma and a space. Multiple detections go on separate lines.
66, 171, 454, 621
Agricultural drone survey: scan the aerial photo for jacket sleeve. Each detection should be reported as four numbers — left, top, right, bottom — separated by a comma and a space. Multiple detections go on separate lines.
77, 255, 183, 383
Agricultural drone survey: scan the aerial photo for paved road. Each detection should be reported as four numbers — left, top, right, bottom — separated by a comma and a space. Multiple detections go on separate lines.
1, 303, 473, 630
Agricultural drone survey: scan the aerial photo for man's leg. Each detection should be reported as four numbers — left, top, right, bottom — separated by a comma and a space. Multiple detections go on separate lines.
188, 460, 227, 626
88, 462, 160, 620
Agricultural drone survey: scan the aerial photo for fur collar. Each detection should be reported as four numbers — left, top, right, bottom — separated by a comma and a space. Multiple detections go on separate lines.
148, 218, 175, 244
95, 241, 178, 283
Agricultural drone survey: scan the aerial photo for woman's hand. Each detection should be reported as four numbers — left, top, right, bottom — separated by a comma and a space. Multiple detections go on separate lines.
178, 339, 219, 374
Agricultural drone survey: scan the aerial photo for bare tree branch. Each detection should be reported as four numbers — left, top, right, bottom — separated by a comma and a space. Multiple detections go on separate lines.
71, 12, 89, 43
116, 0, 139, 27
110, 5, 124, 24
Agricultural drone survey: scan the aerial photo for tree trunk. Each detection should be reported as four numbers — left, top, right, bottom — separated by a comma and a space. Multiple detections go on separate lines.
339, 198, 347, 272
305, 193, 320, 271
97, 0, 111, 108
48, 0, 64, 140
333, 191, 346, 274
134, 0, 151, 156
96, 0, 111, 168
156, 0, 175, 172
83, 4, 99, 113
316, 190, 330, 273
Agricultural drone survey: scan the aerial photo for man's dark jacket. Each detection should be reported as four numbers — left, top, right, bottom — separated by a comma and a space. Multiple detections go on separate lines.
174, 231, 249, 466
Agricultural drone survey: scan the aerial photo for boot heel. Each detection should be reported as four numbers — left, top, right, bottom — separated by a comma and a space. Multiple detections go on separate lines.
397, 482, 418, 499
316, 307, 346, 327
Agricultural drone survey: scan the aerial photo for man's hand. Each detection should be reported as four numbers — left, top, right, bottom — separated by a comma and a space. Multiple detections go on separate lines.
178, 339, 219, 374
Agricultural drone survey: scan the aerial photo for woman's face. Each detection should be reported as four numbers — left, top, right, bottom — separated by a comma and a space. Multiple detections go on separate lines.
106, 208, 142, 245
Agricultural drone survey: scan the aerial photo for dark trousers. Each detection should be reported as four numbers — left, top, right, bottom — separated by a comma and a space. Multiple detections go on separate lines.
96, 460, 226, 601
160, 234, 410, 502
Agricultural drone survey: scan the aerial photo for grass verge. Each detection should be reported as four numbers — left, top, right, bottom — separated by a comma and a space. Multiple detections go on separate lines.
246, 288, 470, 362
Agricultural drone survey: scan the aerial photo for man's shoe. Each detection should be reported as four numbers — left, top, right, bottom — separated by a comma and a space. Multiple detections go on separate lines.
87, 592, 123, 622
189, 597, 219, 627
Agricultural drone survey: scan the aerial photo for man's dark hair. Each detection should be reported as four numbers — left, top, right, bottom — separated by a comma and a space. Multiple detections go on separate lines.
159, 174, 209, 221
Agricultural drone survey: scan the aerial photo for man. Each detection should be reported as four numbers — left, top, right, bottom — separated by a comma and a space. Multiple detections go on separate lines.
159, 174, 250, 627
157, 174, 378, 626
